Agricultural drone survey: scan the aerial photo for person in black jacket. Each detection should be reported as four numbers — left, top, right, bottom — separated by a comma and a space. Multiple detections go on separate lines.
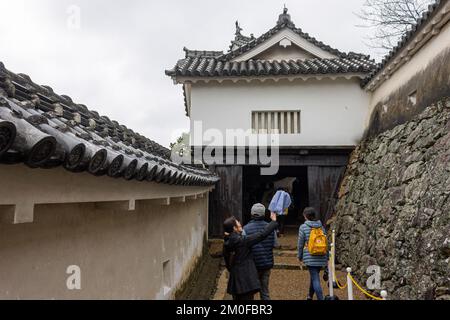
223, 212, 278, 300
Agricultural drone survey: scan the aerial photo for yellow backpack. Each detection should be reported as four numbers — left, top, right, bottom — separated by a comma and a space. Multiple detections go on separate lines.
308, 227, 328, 256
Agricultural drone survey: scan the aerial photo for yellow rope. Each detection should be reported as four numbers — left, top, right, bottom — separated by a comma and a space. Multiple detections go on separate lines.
329, 240, 383, 299
334, 275, 347, 289
348, 274, 384, 301
329, 250, 347, 289
330, 233, 384, 300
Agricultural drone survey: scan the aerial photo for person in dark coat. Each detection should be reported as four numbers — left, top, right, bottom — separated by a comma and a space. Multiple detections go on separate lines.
243, 203, 276, 300
223, 212, 278, 300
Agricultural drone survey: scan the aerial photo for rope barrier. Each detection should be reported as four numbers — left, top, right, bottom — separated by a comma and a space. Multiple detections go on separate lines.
334, 275, 347, 290
329, 230, 387, 300
329, 248, 347, 289
348, 274, 384, 301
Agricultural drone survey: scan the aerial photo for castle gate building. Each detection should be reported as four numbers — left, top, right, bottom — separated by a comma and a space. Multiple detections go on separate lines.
167, 8, 377, 236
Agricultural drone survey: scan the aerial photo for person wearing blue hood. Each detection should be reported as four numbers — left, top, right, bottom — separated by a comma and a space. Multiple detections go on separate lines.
298, 207, 328, 300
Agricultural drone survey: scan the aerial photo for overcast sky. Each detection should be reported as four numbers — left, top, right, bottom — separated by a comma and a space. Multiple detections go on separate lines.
0, 0, 380, 147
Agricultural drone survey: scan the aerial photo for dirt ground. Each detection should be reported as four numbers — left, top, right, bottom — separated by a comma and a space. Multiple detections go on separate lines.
175, 241, 222, 300
213, 265, 365, 300
276, 227, 299, 250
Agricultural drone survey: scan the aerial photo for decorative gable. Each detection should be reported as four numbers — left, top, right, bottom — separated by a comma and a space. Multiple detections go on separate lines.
253, 44, 315, 62
226, 7, 341, 62
232, 28, 338, 62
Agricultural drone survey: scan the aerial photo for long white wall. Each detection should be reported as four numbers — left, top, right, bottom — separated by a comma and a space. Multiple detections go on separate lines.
0, 165, 210, 300
190, 78, 370, 147
369, 19, 450, 117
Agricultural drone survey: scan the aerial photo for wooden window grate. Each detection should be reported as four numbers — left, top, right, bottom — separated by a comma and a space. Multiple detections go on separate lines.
252, 110, 301, 134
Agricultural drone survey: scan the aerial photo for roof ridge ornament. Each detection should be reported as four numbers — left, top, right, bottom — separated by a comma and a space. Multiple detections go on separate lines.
277, 5, 295, 28
228, 20, 254, 51
235, 21, 243, 36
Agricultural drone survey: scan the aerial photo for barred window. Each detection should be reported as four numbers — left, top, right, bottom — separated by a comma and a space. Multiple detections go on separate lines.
252, 110, 301, 134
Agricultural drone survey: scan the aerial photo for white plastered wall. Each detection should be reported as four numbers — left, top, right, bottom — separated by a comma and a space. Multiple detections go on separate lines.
189, 77, 370, 147
368, 19, 450, 124
0, 165, 211, 299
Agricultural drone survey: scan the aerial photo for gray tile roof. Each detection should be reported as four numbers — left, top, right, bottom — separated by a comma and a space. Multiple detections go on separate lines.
230, 34, 254, 51
219, 10, 358, 62
167, 8, 376, 79
0, 61, 219, 186
183, 47, 224, 59
166, 56, 376, 78
362, 0, 445, 88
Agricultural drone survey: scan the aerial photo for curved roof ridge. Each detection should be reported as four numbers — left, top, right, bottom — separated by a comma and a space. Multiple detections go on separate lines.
218, 7, 370, 62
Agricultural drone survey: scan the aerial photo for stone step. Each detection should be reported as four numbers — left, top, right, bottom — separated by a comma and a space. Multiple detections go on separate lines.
273, 263, 307, 271
219, 261, 306, 271
276, 245, 297, 251
274, 255, 305, 271
274, 250, 297, 257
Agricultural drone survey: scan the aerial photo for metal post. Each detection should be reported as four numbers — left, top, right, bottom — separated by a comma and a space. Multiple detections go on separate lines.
332, 230, 336, 267
328, 251, 334, 298
346, 267, 353, 300
332, 230, 337, 287
381, 290, 388, 300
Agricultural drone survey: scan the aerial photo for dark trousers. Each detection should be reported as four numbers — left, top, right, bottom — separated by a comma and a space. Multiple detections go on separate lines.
278, 215, 286, 234
232, 293, 255, 300
308, 266, 324, 300
258, 269, 271, 300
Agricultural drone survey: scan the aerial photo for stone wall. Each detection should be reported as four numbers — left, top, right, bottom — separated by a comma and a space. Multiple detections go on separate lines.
333, 98, 450, 300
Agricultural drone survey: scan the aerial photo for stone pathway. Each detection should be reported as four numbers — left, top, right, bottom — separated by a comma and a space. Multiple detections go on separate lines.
212, 226, 366, 300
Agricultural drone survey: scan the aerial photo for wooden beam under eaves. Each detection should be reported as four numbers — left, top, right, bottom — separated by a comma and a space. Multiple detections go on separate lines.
94, 200, 136, 212
0, 203, 35, 224
171, 196, 186, 203
147, 198, 171, 206
186, 194, 198, 201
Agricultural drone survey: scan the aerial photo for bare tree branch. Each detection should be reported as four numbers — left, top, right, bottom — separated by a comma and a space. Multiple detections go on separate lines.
356, 0, 434, 53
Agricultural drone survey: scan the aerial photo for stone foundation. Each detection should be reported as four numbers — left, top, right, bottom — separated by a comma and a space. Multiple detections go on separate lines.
333, 98, 450, 300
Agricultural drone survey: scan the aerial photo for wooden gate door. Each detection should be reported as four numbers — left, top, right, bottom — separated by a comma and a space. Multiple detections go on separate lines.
307, 166, 346, 223
208, 166, 243, 238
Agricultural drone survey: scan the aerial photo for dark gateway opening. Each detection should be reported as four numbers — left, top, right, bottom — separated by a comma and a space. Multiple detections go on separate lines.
242, 166, 309, 227
208, 148, 351, 238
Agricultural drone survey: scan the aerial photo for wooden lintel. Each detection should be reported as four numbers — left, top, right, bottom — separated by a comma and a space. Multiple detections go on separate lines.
197, 193, 205, 199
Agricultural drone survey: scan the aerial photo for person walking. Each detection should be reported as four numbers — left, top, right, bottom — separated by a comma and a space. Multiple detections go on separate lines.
268, 188, 292, 236
243, 204, 276, 300
298, 207, 328, 300
223, 212, 278, 300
